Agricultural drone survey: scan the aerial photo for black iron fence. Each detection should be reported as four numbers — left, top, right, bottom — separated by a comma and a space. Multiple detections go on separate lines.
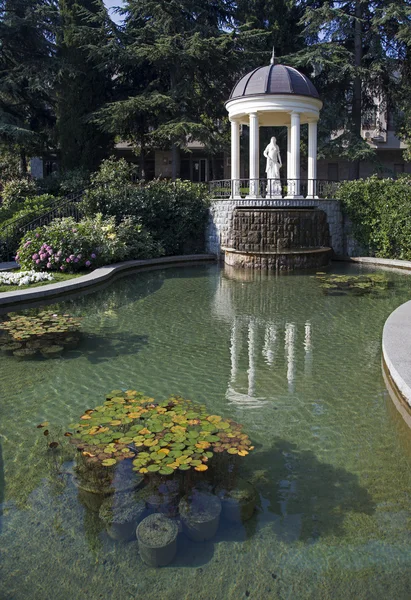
0, 191, 83, 262
209, 178, 340, 200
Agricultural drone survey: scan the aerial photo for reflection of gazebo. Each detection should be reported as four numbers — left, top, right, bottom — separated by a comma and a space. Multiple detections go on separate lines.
225, 56, 322, 199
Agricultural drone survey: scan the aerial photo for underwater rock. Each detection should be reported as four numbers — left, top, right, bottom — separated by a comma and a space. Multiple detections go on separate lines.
179, 489, 221, 542
137, 513, 178, 567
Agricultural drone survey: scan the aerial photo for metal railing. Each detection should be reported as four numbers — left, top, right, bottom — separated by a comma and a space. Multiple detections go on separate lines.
209, 179, 341, 200
0, 191, 84, 261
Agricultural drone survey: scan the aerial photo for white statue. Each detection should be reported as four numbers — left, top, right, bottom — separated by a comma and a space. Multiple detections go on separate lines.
263, 136, 282, 197
264, 136, 282, 179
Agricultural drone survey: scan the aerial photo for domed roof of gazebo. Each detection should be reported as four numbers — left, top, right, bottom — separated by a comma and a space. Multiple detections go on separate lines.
229, 63, 319, 101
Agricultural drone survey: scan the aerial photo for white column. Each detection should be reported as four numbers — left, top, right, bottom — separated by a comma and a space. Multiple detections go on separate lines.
248, 112, 259, 198
286, 125, 292, 198
287, 111, 302, 198
230, 119, 241, 198
307, 119, 318, 198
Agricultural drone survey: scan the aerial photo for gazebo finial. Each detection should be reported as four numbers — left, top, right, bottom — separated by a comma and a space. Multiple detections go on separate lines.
270, 47, 276, 65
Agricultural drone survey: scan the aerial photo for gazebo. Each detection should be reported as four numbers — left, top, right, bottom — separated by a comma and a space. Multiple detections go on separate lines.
225, 56, 323, 199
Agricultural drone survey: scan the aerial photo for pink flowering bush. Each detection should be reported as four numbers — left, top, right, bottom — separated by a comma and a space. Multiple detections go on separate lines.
17, 214, 162, 273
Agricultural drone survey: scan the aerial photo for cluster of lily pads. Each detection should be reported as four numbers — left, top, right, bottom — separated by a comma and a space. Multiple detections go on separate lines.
314, 272, 391, 296
0, 310, 82, 360
68, 391, 254, 477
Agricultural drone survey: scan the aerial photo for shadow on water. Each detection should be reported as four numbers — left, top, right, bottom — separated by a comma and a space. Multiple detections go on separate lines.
243, 439, 376, 543
65, 333, 149, 364
0, 441, 4, 535
45, 438, 376, 568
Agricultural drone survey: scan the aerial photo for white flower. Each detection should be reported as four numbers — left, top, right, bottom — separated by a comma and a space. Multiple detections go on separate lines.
0, 270, 54, 287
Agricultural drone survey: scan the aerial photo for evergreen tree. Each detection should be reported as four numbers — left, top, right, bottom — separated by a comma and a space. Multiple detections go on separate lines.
93, 0, 266, 178
290, 0, 410, 177
56, 0, 113, 171
0, 0, 57, 173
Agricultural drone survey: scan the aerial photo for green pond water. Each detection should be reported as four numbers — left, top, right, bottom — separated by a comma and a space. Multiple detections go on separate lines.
2, 263, 411, 599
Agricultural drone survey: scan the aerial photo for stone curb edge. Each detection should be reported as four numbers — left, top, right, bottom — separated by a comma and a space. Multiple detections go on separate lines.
0, 254, 217, 308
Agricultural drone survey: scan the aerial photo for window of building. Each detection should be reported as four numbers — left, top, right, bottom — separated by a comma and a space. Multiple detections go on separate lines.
327, 163, 339, 181
362, 107, 378, 129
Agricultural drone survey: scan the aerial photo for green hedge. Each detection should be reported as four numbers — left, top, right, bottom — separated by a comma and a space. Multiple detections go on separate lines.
82, 158, 210, 255
336, 176, 411, 259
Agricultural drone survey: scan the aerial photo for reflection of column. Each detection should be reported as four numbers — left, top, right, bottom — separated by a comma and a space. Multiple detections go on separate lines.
247, 320, 256, 397
248, 112, 259, 198
230, 119, 241, 198
230, 319, 239, 382
285, 322, 296, 393
263, 324, 277, 366
307, 120, 318, 198
304, 321, 313, 376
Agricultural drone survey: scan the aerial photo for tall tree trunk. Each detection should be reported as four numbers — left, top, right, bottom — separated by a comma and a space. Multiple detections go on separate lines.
350, 0, 362, 180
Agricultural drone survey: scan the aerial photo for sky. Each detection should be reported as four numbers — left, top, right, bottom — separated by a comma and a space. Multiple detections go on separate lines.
103, 0, 125, 24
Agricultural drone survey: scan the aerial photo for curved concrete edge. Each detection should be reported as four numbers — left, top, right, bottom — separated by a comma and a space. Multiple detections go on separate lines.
382, 298, 411, 411
336, 255, 411, 271
0, 254, 217, 308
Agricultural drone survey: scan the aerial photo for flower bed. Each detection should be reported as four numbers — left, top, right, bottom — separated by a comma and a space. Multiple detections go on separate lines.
0, 270, 54, 287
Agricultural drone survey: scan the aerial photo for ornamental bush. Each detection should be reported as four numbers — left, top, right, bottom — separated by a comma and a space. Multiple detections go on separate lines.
82, 157, 210, 255
17, 214, 163, 273
336, 175, 411, 259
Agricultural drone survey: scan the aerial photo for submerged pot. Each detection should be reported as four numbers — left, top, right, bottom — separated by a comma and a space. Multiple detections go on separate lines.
216, 478, 257, 523
137, 513, 178, 567
99, 492, 146, 541
179, 490, 221, 542
139, 479, 180, 517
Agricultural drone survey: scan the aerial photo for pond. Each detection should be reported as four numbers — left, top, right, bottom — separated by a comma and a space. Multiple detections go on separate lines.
1, 263, 411, 599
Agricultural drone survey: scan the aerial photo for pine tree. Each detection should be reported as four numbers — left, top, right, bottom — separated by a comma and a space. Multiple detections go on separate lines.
56, 0, 113, 171
290, 0, 410, 176
0, 0, 57, 173
93, 0, 266, 178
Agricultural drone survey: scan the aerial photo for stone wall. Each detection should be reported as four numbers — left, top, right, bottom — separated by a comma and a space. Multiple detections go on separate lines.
229, 208, 330, 252
207, 198, 345, 256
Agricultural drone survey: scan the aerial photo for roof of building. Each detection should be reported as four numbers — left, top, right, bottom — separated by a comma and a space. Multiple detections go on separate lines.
229, 63, 320, 101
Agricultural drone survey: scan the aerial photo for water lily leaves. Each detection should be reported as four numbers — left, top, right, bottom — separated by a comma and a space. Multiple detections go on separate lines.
109, 419, 122, 426
144, 439, 157, 447
101, 458, 117, 467
205, 435, 220, 442
227, 448, 238, 455
238, 450, 249, 457
159, 466, 174, 475
139, 468, 148, 474
178, 463, 191, 471
118, 437, 133, 444
147, 464, 160, 472
194, 464, 208, 472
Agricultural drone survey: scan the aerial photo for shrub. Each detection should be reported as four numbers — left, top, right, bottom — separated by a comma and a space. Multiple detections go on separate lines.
82, 157, 210, 255
17, 214, 163, 272
0, 178, 37, 212
336, 175, 411, 259
37, 168, 89, 197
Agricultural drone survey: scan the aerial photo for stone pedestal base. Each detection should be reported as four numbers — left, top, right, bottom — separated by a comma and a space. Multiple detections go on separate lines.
222, 247, 332, 272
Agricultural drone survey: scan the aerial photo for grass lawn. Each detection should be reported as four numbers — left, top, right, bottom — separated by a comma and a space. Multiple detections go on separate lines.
0, 271, 85, 293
